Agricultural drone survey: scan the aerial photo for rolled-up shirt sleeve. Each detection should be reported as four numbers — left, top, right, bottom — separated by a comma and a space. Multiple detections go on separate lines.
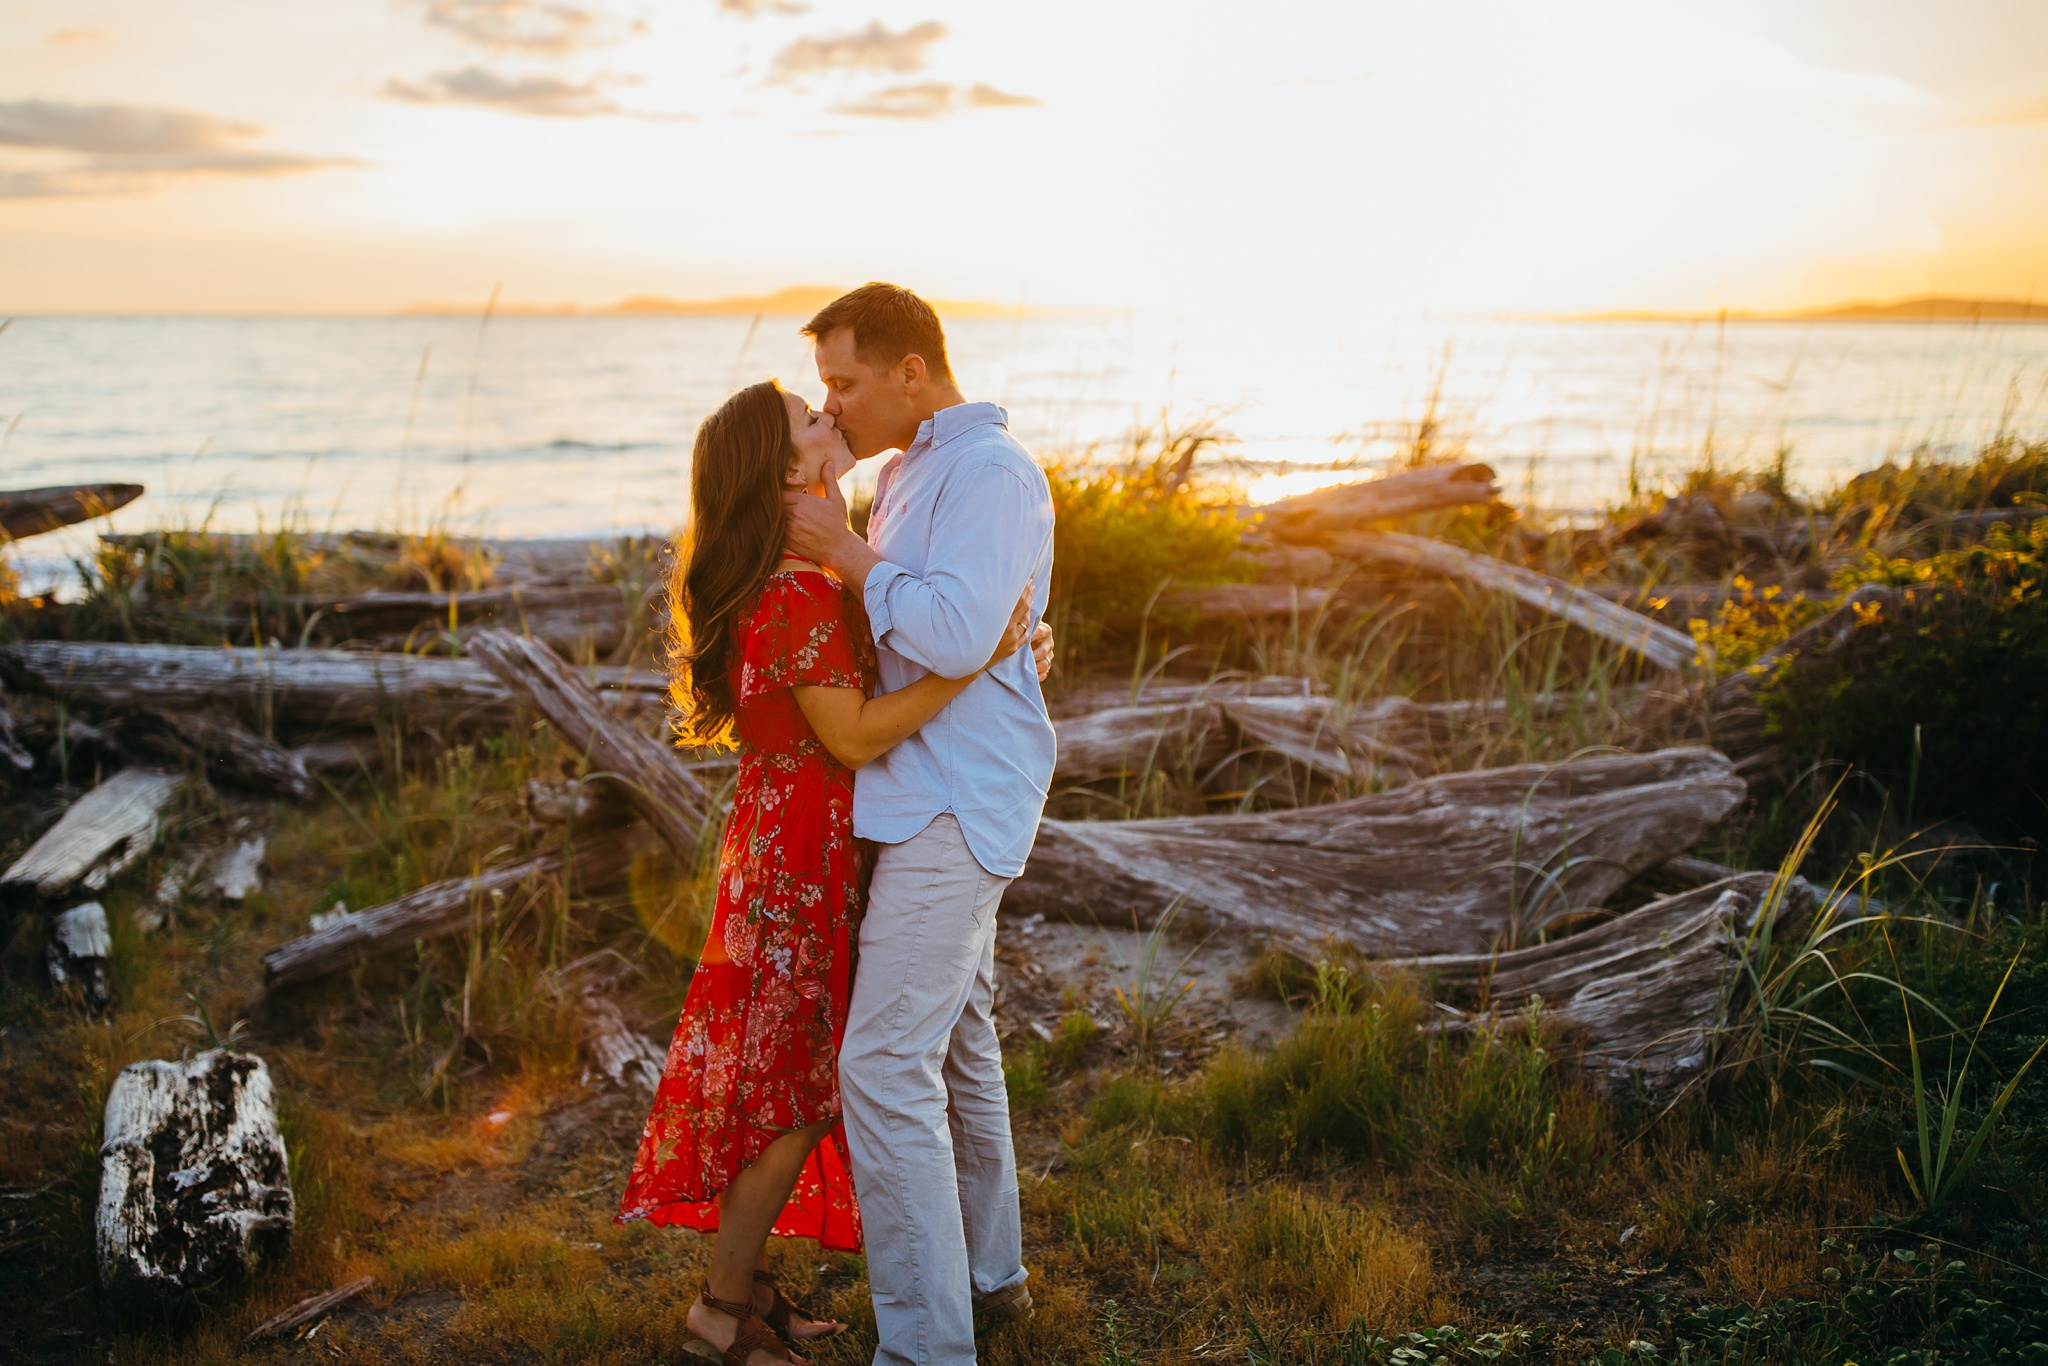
862, 462, 1051, 678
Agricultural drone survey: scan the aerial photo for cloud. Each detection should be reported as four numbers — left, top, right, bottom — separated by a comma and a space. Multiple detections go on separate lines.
0, 99, 262, 155
0, 99, 358, 197
833, 81, 1040, 119
383, 66, 626, 117
414, 0, 609, 54
50, 27, 109, 44
718, 0, 808, 14
771, 20, 947, 81
965, 83, 1039, 109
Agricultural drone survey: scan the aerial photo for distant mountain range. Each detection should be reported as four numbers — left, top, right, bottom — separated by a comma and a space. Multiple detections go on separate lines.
399, 289, 2047, 324
1559, 295, 2048, 324
398, 285, 1034, 319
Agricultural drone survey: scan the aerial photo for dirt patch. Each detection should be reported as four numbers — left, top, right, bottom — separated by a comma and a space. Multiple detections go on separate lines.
995, 911, 1294, 1064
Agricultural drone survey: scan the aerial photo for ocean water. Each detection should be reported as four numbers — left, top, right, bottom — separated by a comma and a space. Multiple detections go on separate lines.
5, 310, 2047, 589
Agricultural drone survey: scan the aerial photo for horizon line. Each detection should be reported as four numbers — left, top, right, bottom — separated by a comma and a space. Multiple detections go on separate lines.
6, 291, 2046, 324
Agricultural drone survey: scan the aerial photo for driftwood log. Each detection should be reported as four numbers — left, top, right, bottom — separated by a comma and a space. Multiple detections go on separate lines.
97, 1050, 293, 1310
1326, 531, 1700, 672
1008, 747, 1744, 956
118, 711, 314, 798
1154, 584, 1336, 621
1402, 872, 1807, 1098
294, 583, 630, 660
1257, 463, 1501, 540
0, 641, 666, 736
102, 530, 667, 589
3, 768, 182, 902
468, 630, 718, 858
263, 826, 633, 988
1052, 678, 1645, 787
1, 483, 144, 541
1054, 676, 1324, 784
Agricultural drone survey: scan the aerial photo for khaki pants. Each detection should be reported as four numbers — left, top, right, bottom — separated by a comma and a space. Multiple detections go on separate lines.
839, 815, 1027, 1366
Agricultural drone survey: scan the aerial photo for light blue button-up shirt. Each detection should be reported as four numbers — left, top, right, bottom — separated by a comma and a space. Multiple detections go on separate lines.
857, 402, 1056, 877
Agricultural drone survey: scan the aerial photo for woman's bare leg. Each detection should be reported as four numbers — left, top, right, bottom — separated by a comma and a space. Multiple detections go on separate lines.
686, 1121, 840, 1362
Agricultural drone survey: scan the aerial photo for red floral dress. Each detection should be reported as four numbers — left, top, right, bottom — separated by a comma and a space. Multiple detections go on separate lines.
615, 567, 875, 1251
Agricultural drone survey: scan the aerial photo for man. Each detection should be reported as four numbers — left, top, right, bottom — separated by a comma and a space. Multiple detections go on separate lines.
782, 282, 1054, 1366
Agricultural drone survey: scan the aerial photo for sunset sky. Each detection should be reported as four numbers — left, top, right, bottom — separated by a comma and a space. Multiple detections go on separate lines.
3, 0, 2045, 316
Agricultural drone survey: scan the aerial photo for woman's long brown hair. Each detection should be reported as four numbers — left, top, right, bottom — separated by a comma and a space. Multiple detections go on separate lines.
668, 380, 796, 747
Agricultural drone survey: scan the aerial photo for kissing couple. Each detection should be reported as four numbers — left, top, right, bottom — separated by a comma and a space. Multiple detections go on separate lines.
614, 283, 1058, 1366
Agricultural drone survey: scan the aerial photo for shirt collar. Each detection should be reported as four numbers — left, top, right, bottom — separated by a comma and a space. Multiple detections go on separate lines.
908, 401, 1008, 455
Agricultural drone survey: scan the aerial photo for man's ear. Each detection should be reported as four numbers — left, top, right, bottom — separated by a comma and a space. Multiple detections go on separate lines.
900, 353, 927, 397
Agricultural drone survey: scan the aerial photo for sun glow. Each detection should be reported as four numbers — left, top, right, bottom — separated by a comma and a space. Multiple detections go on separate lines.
1, 0, 2044, 317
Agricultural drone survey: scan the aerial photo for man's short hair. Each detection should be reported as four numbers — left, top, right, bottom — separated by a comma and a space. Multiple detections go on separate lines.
802, 282, 954, 383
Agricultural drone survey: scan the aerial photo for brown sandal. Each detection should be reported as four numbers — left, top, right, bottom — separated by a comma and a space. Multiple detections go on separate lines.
753, 1269, 843, 1341
695, 1283, 800, 1366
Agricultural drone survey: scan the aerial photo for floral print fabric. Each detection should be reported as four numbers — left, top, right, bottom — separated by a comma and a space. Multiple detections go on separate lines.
615, 567, 876, 1251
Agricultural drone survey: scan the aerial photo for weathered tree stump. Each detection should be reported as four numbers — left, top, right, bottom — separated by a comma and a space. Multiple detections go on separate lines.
48, 900, 112, 1009
97, 1050, 294, 1310
1007, 747, 1746, 956
2, 768, 182, 902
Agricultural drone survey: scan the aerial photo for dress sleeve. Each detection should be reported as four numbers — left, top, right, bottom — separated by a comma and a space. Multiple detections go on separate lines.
736, 572, 867, 701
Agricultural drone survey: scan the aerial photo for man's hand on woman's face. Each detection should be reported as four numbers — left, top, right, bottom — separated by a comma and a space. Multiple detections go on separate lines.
783, 478, 878, 583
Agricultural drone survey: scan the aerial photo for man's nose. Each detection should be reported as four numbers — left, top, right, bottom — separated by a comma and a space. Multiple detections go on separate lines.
822, 392, 843, 417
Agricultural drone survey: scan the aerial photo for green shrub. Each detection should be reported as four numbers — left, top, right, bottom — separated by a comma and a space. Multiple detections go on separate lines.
1098, 962, 1603, 1188
1824, 437, 2048, 523
1045, 436, 1255, 664
1762, 516, 2048, 839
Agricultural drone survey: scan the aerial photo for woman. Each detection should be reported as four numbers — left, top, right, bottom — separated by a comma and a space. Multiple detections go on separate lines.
615, 380, 1037, 1366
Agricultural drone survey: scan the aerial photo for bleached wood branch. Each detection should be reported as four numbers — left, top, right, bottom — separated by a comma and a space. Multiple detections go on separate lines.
1327, 530, 1700, 672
